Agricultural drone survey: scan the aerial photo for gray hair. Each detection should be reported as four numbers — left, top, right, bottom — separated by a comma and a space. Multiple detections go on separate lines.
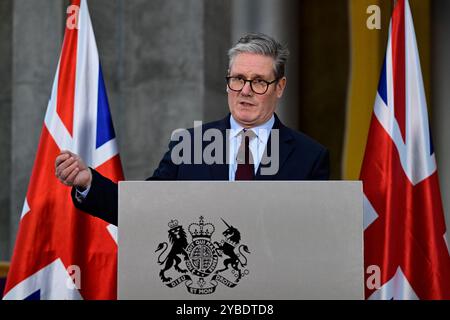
228, 33, 289, 79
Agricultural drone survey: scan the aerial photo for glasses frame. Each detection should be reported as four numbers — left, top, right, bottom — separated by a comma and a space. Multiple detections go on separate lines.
225, 76, 279, 95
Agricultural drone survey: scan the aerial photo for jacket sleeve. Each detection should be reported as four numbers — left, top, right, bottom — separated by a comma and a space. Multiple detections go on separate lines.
71, 139, 181, 225
71, 169, 119, 225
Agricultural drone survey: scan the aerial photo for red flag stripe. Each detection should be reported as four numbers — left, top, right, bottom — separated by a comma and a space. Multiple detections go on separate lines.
96, 155, 124, 183
391, 0, 406, 142
56, 0, 80, 136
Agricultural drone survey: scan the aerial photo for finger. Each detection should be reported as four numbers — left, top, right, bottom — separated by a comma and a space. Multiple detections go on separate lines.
72, 154, 86, 170
56, 157, 77, 177
56, 150, 77, 167
59, 150, 77, 161
55, 153, 71, 168
60, 160, 79, 180
64, 167, 79, 186
61, 150, 76, 157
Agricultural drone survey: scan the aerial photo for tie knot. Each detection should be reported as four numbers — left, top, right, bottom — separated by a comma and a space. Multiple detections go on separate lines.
240, 129, 257, 140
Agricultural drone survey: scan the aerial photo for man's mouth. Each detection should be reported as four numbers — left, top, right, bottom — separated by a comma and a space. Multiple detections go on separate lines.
239, 101, 256, 107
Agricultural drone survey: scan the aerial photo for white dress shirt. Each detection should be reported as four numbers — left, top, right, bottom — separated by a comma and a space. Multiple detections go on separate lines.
228, 114, 275, 181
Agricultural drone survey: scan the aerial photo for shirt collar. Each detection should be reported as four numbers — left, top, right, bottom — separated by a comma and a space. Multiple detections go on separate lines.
229, 114, 275, 141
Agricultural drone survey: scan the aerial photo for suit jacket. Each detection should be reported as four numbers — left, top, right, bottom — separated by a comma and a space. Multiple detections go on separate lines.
71, 113, 330, 225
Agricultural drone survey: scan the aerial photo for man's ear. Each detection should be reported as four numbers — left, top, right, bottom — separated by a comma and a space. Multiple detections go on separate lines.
276, 77, 287, 98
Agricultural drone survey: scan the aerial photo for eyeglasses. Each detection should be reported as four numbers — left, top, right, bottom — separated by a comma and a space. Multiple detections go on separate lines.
226, 76, 278, 95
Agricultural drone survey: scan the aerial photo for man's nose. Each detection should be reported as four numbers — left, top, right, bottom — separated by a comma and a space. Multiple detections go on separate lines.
240, 81, 253, 96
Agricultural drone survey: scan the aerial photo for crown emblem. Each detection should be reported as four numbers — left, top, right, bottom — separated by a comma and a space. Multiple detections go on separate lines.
168, 219, 179, 229
188, 216, 215, 239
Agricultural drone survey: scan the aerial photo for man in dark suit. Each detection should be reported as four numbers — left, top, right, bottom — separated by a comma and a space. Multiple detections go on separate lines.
55, 33, 329, 226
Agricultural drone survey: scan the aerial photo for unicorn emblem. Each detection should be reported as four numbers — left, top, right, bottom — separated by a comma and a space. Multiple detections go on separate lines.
214, 218, 250, 282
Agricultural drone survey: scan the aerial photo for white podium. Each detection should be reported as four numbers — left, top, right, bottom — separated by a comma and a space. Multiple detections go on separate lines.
118, 181, 363, 300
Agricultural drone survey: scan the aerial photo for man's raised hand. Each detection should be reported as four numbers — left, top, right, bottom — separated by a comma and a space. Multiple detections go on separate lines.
55, 150, 92, 189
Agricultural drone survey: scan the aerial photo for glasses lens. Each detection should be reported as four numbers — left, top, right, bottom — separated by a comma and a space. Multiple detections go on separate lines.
228, 77, 244, 91
251, 79, 268, 94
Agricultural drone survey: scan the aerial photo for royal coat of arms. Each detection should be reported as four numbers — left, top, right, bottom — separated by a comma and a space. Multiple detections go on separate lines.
155, 216, 250, 295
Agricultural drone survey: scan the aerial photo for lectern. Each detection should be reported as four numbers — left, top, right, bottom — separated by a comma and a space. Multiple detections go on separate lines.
118, 181, 363, 299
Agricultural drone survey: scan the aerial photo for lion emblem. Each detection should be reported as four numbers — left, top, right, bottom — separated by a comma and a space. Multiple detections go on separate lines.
155, 220, 189, 282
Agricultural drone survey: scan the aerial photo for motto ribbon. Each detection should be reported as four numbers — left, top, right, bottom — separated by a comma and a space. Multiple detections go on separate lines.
164, 274, 239, 294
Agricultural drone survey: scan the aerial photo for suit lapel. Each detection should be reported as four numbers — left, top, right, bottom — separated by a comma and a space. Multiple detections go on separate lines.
255, 114, 294, 180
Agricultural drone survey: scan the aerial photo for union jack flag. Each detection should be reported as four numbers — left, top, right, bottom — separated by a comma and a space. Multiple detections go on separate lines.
3, 0, 124, 299
362, 0, 450, 299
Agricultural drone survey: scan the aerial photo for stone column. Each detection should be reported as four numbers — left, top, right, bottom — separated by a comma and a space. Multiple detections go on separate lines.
0, 0, 12, 261
204, 0, 232, 122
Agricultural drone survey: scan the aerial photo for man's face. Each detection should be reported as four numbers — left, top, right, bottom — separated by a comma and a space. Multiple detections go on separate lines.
227, 52, 286, 128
